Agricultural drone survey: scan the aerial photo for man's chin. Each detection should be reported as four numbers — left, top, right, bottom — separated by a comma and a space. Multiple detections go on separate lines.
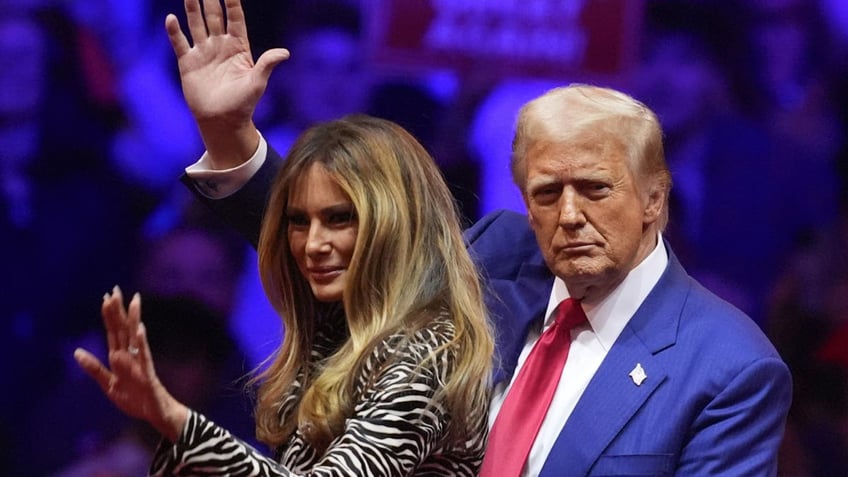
555, 261, 608, 283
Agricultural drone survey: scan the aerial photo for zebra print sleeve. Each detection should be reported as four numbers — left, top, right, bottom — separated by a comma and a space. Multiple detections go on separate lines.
148, 318, 481, 476
149, 410, 290, 477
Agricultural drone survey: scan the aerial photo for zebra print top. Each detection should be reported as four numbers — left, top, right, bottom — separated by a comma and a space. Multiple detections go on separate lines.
149, 314, 488, 476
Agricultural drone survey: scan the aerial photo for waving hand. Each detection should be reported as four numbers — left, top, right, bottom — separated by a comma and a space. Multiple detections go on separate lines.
165, 0, 289, 168
74, 287, 187, 442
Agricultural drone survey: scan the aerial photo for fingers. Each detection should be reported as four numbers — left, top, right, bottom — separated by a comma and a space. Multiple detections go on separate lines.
135, 322, 158, 375
127, 292, 141, 335
127, 293, 143, 357
165, 14, 191, 57
103, 286, 131, 353
101, 287, 126, 353
203, 0, 225, 36
223, 0, 247, 39
102, 286, 144, 359
185, 0, 208, 43
102, 291, 117, 352
169, 0, 246, 54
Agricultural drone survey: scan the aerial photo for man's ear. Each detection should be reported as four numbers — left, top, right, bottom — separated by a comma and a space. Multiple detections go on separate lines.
642, 179, 667, 225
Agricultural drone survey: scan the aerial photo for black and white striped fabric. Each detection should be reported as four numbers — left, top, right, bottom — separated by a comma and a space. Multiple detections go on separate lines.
150, 315, 487, 476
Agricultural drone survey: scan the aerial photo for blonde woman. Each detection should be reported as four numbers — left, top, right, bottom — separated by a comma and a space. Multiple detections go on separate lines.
76, 107, 493, 477
73, 0, 494, 475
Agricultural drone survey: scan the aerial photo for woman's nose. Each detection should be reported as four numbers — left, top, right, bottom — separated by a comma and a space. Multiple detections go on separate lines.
305, 223, 332, 254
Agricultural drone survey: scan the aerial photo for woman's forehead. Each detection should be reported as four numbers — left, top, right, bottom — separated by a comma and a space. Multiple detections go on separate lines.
287, 163, 352, 206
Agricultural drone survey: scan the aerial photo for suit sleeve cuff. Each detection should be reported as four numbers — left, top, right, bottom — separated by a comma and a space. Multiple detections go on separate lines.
184, 133, 268, 199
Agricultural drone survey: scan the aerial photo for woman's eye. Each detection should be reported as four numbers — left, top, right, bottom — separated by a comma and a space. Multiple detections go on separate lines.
286, 214, 308, 227
329, 211, 356, 225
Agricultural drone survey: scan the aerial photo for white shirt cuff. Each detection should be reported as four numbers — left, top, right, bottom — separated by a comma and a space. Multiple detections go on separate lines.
184, 133, 268, 199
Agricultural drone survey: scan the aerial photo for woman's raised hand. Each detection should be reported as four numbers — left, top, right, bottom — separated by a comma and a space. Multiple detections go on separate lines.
74, 287, 188, 442
165, 0, 289, 168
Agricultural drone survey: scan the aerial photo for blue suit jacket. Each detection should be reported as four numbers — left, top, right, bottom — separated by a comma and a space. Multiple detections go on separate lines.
465, 209, 792, 476
186, 147, 792, 476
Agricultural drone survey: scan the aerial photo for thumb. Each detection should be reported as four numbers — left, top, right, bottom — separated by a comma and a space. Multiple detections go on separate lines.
254, 48, 290, 82
74, 347, 113, 392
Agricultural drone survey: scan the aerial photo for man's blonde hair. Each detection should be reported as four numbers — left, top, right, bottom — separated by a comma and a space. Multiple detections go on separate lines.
511, 84, 672, 229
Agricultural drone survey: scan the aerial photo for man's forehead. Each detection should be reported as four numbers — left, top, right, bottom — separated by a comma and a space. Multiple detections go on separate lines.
526, 141, 628, 171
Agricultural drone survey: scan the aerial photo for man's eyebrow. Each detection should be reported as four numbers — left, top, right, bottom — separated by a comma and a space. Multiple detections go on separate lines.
526, 175, 560, 191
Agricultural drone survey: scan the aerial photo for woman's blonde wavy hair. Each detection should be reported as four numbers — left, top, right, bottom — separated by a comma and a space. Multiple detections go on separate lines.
253, 114, 493, 453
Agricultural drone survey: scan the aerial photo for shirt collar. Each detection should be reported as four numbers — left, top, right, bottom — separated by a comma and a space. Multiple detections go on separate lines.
544, 234, 669, 350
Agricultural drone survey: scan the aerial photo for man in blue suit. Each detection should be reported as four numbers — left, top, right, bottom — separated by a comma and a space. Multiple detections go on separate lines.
462, 85, 791, 477
169, 4, 791, 473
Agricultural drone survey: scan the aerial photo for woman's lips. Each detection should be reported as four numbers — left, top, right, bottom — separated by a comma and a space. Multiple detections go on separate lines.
307, 267, 344, 282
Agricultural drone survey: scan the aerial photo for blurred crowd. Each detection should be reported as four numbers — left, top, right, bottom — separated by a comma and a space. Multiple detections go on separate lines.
1, 0, 847, 475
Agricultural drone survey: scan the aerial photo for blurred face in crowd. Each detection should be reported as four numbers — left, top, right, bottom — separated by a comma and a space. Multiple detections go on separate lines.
139, 229, 239, 317
523, 136, 662, 303
63, 0, 144, 51
287, 162, 358, 302
634, 33, 727, 138
284, 28, 370, 125
0, 17, 46, 118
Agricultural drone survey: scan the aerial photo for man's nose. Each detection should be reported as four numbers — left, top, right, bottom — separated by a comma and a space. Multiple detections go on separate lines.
558, 189, 586, 228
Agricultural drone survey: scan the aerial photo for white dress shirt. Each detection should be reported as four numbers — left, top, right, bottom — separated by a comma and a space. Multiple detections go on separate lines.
488, 237, 668, 477
185, 133, 268, 199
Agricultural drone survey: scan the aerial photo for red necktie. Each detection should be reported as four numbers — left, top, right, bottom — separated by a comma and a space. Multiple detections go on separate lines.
480, 298, 587, 477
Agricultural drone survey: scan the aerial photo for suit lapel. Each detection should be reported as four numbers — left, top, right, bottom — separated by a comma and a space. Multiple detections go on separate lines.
539, 327, 668, 476
539, 250, 692, 476
489, 262, 553, 385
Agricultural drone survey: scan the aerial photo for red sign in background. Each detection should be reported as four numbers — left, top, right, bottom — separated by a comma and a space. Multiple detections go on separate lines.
367, 0, 643, 79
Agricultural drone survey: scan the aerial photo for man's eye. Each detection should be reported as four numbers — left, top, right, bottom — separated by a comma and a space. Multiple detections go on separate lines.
532, 186, 560, 203
585, 182, 611, 197
531, 184, 558, 196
